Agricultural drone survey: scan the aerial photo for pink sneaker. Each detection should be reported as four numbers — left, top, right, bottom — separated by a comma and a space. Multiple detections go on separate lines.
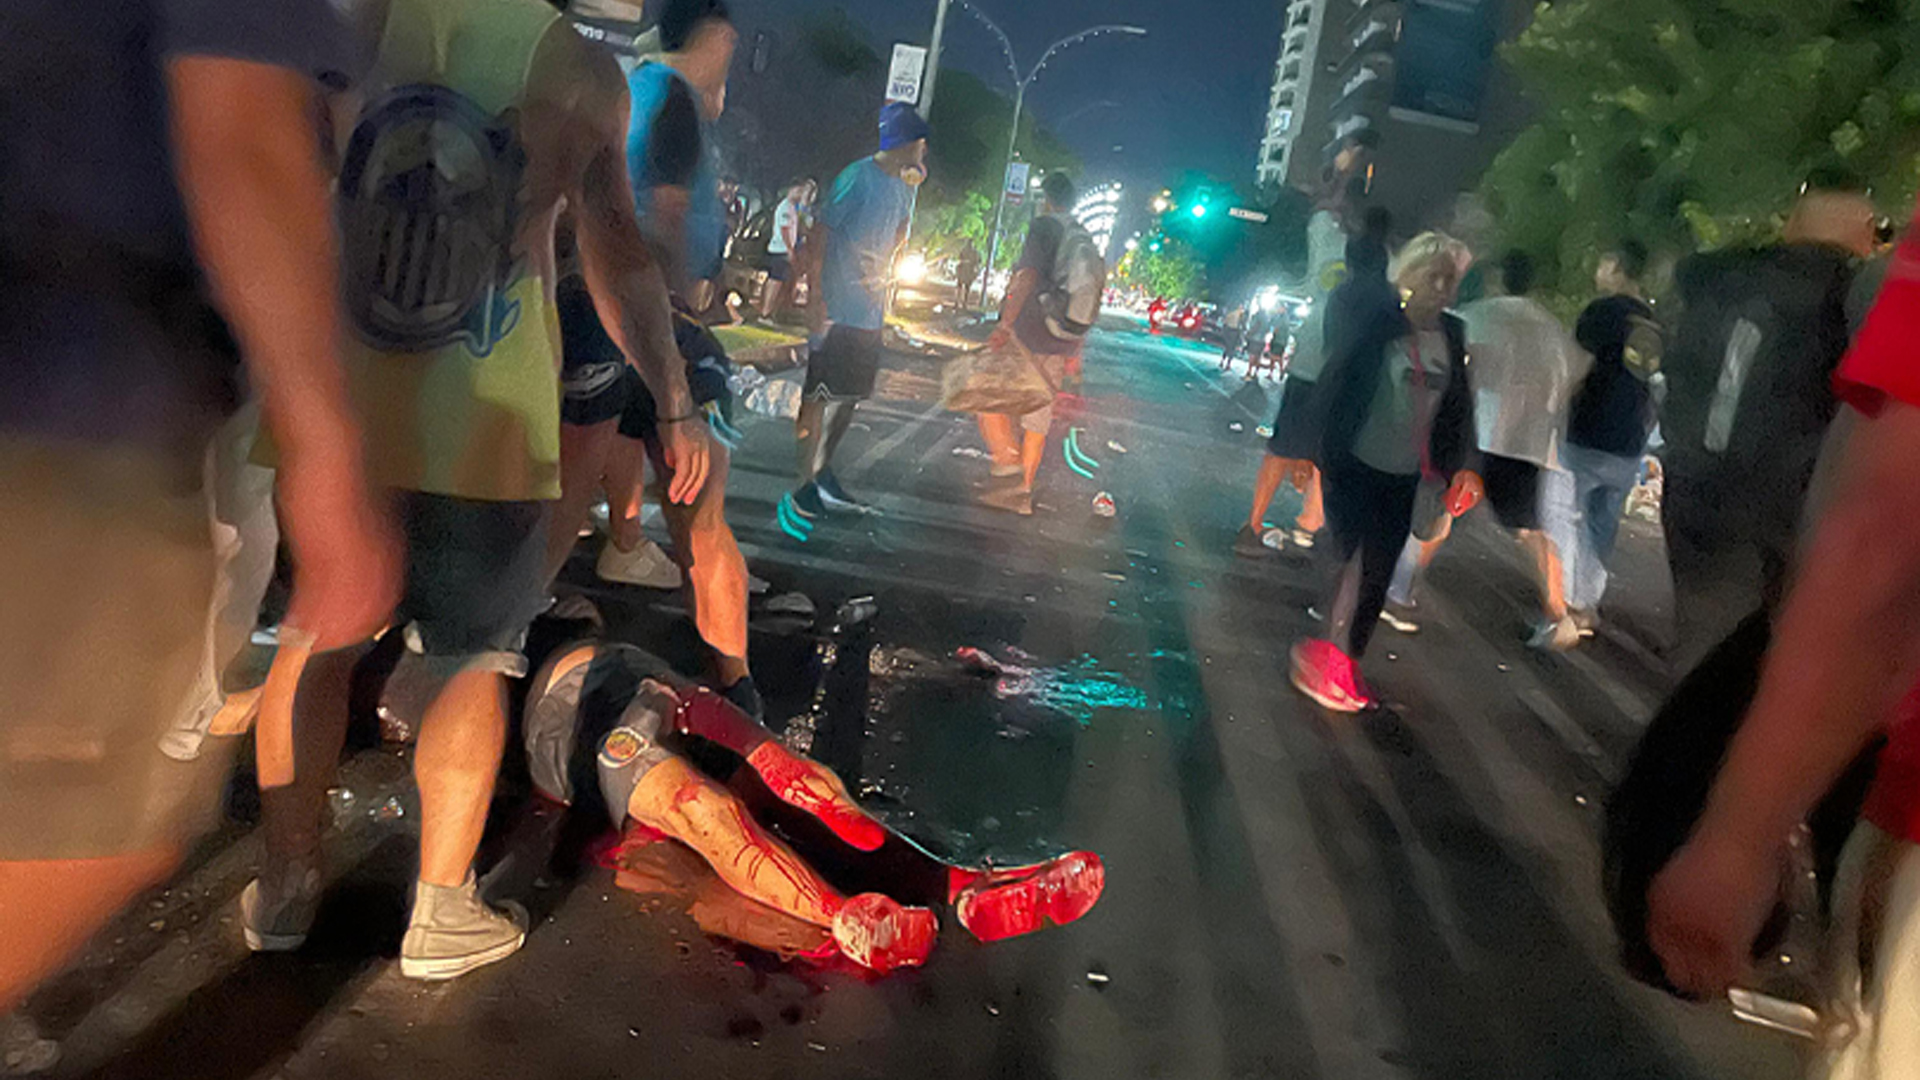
1331, 648, 1376, 710
1290, 639, 1363, 713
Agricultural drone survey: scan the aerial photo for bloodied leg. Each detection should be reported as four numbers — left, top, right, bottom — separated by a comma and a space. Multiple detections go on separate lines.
522, 646, 934, 972
524, 641, 1104, 949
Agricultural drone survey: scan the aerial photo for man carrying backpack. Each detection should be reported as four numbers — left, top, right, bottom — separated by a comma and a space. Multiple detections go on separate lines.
977, 171, 1104, 517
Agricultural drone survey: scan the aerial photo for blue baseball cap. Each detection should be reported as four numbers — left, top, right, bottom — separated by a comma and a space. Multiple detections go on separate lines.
878, 101, 931, 151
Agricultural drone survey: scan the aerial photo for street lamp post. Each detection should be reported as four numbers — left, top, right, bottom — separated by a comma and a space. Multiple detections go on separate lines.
953, 1, 1144, 291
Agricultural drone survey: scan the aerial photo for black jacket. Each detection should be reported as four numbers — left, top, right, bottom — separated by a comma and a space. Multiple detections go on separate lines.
1318, 300, 1477, 480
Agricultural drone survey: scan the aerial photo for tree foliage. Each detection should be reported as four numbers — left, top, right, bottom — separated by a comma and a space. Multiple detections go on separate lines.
1482, 0, 1920, 294
1118, 237, 1207, 300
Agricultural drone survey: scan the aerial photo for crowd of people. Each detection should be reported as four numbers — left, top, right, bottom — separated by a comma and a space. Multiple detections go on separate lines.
0, 0, 1110, 1012
9, 0, 1920, 1076
1231, 129, 1920, 1075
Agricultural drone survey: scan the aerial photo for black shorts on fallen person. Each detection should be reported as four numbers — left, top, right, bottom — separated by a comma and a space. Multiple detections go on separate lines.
1265, 374, 1323, 461
804, 325, 884, 401
395, 492, 550, 676
765, 253, 792, 282
1480, 453, 1542, 531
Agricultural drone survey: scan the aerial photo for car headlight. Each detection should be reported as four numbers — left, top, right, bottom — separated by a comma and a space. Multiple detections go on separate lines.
896, 252, 928, 285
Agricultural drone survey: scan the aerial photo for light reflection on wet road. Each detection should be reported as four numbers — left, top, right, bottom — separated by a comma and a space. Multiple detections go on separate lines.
16, 322, 1801, 1080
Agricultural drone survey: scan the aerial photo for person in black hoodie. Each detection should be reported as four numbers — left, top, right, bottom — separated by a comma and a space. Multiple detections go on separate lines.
1290, 232, 1480, 712
1658, 172, 1875, 665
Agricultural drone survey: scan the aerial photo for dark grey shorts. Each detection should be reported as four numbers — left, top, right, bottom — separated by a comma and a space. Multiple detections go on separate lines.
804, 325, 884, 400
394, 492, 550, 677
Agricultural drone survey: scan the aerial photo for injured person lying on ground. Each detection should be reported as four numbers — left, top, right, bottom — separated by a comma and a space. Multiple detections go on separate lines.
521, 640, 1106, 972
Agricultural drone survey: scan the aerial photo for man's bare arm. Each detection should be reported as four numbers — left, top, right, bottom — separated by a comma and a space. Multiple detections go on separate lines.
993, 268, 1040, 340
560, 42, 709, 503
1649, 401, 1920, 995
167, 56, 397, 648
1697, 403, 1920, 848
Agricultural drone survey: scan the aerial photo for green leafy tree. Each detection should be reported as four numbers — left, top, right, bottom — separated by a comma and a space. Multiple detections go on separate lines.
1482, 0, 1920, 295
1118, 238, 1207, 300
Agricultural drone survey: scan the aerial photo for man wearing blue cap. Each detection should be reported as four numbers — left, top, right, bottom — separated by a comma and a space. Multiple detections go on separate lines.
778, 102, 928, 535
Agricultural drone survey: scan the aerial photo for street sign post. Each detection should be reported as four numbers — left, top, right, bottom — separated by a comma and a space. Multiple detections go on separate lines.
886, 44, 929, 105
1227, 206, 1270, 223
1004, 161, 1031, 207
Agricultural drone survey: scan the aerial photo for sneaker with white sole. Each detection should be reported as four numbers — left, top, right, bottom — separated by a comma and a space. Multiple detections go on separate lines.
241, 860, 323, 952
400, 876, 528, 981
1289, 528, 1316, 549
596, 537, 683, 589
1528, 615, 1582, 652
1380, 603, 1420, 634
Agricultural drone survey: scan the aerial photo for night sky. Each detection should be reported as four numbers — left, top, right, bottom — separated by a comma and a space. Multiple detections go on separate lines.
732, 0, 1285, 195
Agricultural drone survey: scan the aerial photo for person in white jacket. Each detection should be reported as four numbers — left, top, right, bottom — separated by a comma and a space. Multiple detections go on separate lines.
1381, 250, 1592, 649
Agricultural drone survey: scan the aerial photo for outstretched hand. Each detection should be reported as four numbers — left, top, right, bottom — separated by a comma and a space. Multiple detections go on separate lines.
746, 741, 887, 851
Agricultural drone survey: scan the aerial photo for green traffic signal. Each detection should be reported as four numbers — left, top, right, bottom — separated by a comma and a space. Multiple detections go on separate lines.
1190, 203, 1208, 218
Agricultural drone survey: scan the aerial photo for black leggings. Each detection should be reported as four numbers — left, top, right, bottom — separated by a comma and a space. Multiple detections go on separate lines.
1321, 451, 1420, 658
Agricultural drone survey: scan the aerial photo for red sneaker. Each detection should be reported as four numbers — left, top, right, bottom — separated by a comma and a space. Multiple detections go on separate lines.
953, 851, 1106, 943
1333, 648, 1376, 711
1290, 639, 1362, 713
832, 893, 938, 973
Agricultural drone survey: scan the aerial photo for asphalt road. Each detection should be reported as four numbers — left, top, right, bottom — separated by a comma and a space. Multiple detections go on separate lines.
12, 321, 1803, 1080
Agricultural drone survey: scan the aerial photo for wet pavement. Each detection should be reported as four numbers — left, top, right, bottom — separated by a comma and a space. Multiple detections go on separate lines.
11, 321, 1803, 1079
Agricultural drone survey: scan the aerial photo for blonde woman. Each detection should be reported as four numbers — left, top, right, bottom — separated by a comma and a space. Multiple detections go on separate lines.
1291, 232, 1482, 712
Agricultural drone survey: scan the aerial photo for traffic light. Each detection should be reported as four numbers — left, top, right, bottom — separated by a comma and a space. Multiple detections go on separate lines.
1190, 203, 1208, 219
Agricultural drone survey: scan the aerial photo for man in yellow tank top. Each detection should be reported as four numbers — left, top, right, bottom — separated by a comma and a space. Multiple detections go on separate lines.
244, 0, 711, 981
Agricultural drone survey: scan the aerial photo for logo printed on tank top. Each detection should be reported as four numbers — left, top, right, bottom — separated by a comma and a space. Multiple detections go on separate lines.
338, 85, 529, 357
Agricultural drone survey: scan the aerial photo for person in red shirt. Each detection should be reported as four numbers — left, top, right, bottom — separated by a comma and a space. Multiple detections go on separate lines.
1649, 205, 1920, 1077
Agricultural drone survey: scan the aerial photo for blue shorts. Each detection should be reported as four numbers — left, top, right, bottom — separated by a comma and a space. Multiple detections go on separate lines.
765, 253, 792, 282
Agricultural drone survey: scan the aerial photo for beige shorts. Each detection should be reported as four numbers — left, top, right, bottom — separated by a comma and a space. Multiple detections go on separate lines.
0, 437, 231, 859
1819, 823, 1920, 1079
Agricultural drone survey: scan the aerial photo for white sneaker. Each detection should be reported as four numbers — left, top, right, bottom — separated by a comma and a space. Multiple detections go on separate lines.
596, 537, 683, 589
400, 875, 528, 981
1259, 527, 1289, 551
1528, 615, 1582, 652
241, 860, 323, 952
1290, 528, 1316, 549
1380, 606, 1420, 634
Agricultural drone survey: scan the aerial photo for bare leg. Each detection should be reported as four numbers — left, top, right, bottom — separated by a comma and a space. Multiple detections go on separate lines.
795, 398, 828, 485
543, 419, 618, 585
258, 641, 362, 864
1296, 465, 1326, 534
1522, 529, 1570, 622
651, 440, 749, 685
629, 757, 846, 928
758, 281, 784, 320
0, 850, 180, 1012
604, 434, 649, 553
415, 668, 509, 888
1248, 454, 1289, 531
1019, 428, 1046, 492
977, 414, 1019, 469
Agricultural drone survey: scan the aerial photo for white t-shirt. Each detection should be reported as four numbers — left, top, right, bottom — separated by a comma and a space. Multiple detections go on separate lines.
1289, 210, 1349, 381
770, 196, 800, 255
